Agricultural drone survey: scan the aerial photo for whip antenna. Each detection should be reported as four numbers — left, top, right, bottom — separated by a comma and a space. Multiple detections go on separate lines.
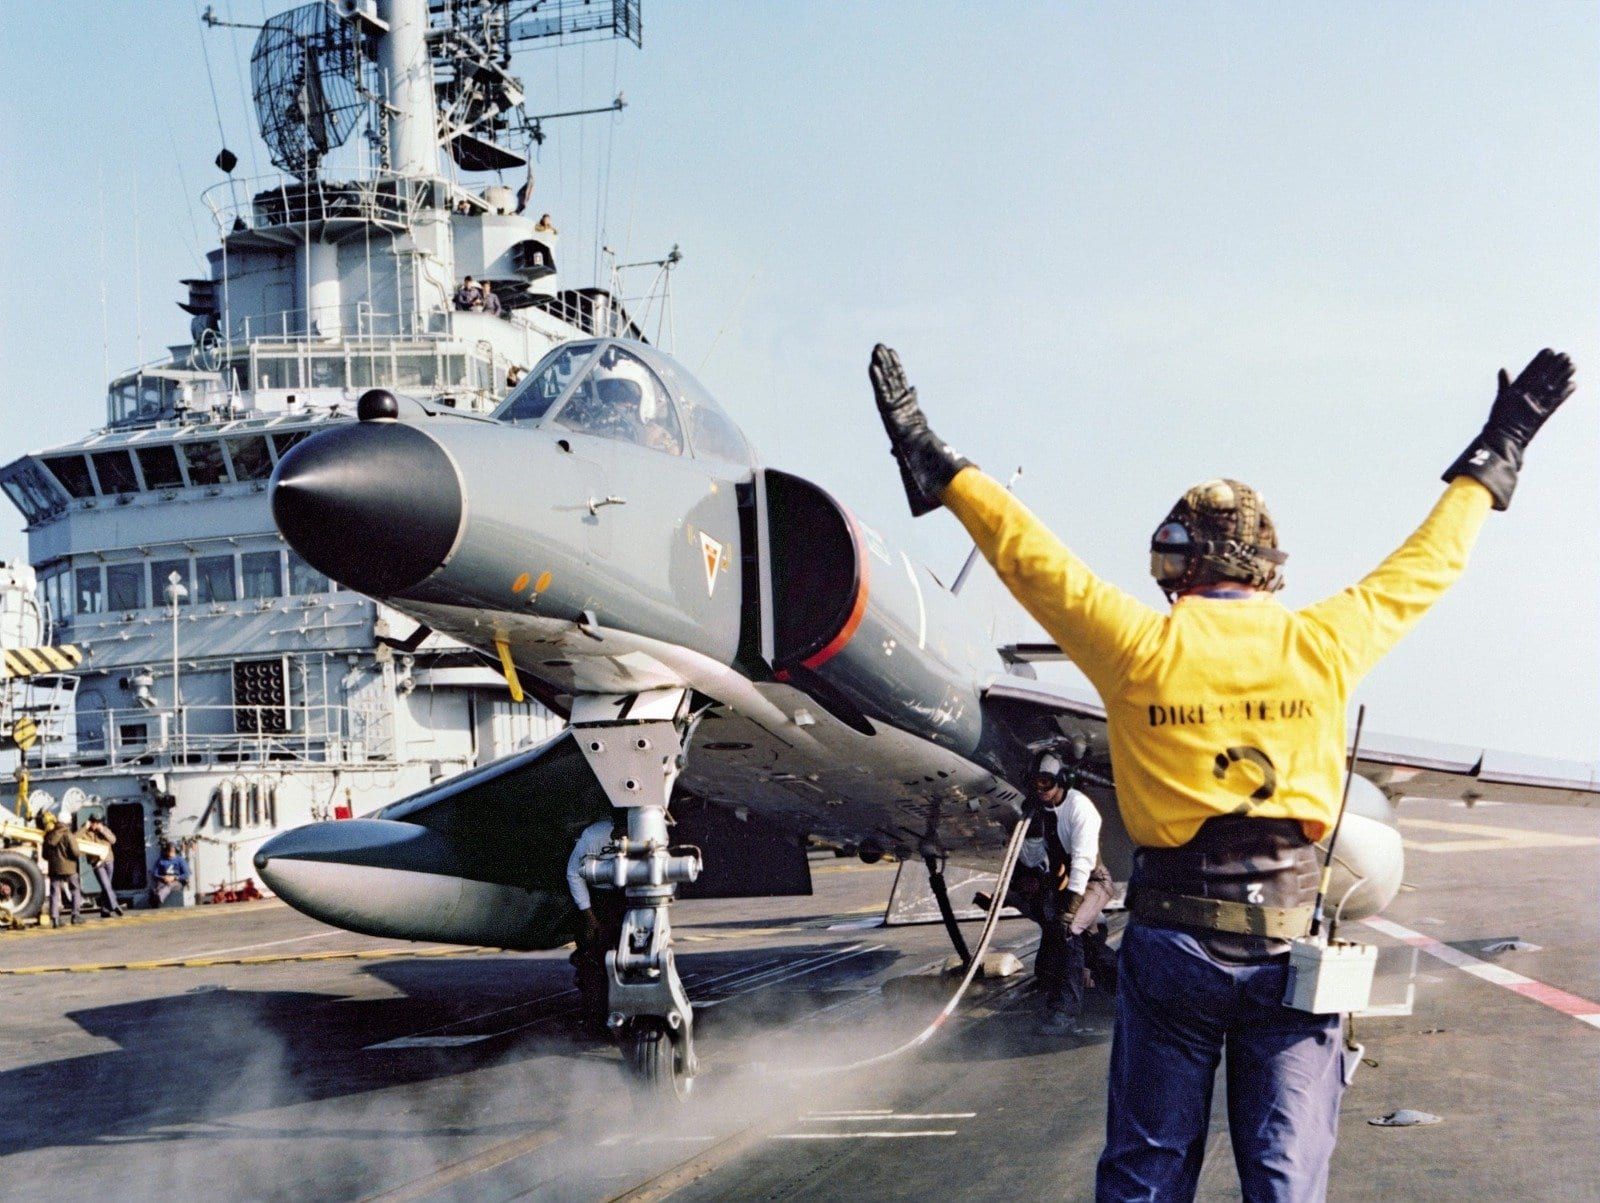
1310, 703, 1366, 938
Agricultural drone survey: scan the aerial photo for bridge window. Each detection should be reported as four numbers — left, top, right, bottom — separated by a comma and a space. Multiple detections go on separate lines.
38, 563, 67, 622
151, 559, 191, 606
556, 345, 683, 455
75, 567, 104, 615
43, 456, 95, 499
0, 463, 63, 522
288, 550, 331, 594
181, 441, 228, 486
242, 551, 283, 599
310, 355, 346, 389
136, 445, 184, 489
253, 354, 304, 391
196, 555, 237, 604
90, 451, 139, 495
105, 563, 144, 611
224, 436, 273, 482
271, 430, 311, 460
394, 352, 438, 389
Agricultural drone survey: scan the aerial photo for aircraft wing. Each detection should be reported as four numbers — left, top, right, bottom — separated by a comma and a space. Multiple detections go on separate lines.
1355, 731, 1600, 807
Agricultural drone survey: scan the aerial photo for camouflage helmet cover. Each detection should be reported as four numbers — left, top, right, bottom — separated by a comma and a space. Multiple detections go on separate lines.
1149, 478, 1287, 597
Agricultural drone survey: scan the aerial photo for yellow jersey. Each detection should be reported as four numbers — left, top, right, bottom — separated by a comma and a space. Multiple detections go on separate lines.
944, 471, 1492, 848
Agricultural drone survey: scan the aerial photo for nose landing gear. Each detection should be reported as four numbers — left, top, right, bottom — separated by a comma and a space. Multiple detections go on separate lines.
574, 689, 703, 1101
625, 1017, 695, 1100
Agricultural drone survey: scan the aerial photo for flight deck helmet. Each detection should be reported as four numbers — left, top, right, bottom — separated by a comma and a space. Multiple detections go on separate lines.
1028, 749, 1073, 804
1149, 478, 1287, 600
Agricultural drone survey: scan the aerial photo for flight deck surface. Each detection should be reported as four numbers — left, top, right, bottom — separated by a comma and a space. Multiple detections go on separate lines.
2, 796, 1596, 1202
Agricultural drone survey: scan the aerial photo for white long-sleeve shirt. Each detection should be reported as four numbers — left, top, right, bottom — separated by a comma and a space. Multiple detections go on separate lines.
1017, 787, 1101, 895
565, 819, 615, 911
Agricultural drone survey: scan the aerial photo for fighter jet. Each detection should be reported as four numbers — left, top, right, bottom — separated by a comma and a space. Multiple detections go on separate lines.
258, 336, 1600, 1096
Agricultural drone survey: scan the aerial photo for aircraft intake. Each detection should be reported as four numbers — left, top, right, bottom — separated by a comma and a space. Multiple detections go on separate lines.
271, 421, 465, 597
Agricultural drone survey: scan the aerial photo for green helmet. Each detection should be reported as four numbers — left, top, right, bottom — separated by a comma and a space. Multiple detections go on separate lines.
1149, 478, 1286, 600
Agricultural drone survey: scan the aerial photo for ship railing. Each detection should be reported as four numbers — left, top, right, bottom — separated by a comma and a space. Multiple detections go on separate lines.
229, 303, 438, 345
28, 700, 397, 773
220, 310, 506, 409
201, 170, 435, 239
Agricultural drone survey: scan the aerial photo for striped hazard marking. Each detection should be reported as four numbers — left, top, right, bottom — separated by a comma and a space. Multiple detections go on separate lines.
1364, 915, 1600, 1031
2, 644, 84, 679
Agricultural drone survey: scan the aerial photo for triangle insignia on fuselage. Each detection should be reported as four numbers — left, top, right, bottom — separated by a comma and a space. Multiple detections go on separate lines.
700, 531, 724, 596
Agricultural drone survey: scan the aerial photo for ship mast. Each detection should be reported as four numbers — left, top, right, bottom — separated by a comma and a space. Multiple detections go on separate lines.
377, 0, 438, 178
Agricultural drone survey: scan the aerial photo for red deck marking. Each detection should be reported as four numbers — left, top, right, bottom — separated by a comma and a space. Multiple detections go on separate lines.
1363, 915, 1600, 1031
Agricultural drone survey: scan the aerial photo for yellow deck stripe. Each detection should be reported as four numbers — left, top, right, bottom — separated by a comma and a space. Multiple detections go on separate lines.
0, 944, 493, 976
1, 899, 285, 939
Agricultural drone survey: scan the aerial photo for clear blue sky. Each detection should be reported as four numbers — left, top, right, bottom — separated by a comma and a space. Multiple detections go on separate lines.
1, 2, 1595, 761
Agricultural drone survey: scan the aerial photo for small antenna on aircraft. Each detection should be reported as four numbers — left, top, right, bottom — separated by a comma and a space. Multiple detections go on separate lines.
950, 467, 1021, 595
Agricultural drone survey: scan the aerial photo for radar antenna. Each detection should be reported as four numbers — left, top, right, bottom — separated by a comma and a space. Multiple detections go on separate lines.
435, 1, 642, 171
251, 3, 371, 178
222, 1, 643, 179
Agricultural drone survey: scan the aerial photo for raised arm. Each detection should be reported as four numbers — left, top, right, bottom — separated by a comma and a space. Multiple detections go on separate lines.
1300, 478, 1491, 682
868, 345, 1159, 685
942, 469, 1159, 684
1303, 349, 1575, 683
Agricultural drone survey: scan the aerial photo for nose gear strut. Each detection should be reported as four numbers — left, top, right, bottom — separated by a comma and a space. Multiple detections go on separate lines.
573, 688, 703, 1099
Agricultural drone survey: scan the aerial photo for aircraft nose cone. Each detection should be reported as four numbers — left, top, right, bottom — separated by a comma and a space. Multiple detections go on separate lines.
271, 422, 463, 597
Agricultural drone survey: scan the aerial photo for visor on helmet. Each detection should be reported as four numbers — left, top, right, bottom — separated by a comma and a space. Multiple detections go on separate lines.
1149, 520, 1193, 587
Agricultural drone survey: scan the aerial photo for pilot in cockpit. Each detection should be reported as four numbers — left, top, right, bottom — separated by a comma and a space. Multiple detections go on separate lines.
559, 349, 683, 455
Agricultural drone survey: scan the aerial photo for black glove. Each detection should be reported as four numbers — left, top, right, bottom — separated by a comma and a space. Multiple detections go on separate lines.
1443, 349, 1575, 510
868, 344, 972, 517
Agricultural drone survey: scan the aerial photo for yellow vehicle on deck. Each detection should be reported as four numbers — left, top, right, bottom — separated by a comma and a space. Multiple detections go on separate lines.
0, 801, 112, 926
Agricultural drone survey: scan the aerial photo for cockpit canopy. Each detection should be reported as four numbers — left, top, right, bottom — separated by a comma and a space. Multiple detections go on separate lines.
493, 339, 756, 468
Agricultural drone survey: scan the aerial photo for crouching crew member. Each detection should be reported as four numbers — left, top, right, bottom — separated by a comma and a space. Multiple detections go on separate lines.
1013, 749, 1111, 1035
868, 343, 1574, 1202
566, 811, 629, 1037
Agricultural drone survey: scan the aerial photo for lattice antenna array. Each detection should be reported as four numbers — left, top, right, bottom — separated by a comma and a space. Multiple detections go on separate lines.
251, 2, 371, 179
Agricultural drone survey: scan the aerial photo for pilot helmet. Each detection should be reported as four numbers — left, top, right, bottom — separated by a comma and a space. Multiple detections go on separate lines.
1150, 478, 1287, 600
611, 356, 659, 422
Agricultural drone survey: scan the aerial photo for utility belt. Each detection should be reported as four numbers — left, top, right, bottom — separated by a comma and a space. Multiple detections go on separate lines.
1129, 887, 1312, 939
1127, 815, 1320, 961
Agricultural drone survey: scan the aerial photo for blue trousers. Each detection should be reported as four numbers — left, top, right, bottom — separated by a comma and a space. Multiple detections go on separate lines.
1096, 923, 1344, 1203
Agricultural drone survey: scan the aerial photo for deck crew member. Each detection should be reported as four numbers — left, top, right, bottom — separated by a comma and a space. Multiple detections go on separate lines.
82, 816, 124, 918
566, 811, 628, 1037
1012, 749, 1107, 1035
40, 812, 83, 927
147, 841, 191, 908
868, 343, 1575, 1202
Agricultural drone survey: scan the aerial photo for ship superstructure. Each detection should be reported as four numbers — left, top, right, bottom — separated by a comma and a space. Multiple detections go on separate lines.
0, 0, 654, 916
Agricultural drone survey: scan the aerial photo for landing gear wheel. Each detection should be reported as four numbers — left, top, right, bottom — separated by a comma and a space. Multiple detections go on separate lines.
626, 1019, 694, 1102
0, 851, 45, 922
